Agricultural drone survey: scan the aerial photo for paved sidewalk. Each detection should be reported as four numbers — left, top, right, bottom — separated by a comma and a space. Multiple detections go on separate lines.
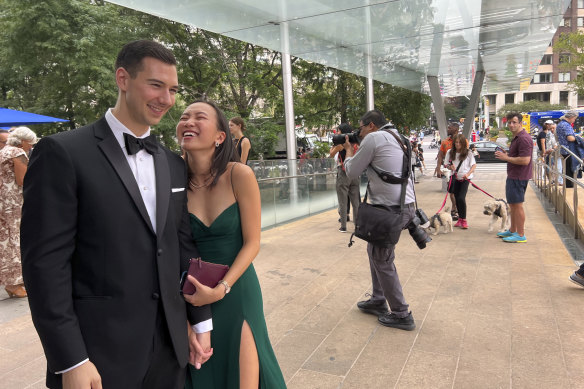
1, 170, 583, 388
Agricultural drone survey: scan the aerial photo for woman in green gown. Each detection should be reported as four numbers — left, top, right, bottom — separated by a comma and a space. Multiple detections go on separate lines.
178, 100, 286, 389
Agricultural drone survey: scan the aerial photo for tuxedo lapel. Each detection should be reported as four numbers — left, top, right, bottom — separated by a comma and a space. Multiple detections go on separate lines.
152, 147, 170, 238
94, 118, 155, 234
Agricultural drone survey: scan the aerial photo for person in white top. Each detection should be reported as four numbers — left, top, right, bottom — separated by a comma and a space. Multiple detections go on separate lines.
444, 134, 476, 229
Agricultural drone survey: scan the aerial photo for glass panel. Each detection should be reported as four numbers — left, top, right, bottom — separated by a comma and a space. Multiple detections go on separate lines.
259, 179, 276, 229
107, 0, 570, 96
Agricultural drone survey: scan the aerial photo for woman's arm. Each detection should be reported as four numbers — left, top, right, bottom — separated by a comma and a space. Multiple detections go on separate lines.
13, 154, 28, 186
240, 138, 251, 163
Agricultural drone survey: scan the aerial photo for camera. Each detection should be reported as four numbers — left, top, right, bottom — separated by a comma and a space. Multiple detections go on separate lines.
332, 130, 361, 145
407, 209, 432, 249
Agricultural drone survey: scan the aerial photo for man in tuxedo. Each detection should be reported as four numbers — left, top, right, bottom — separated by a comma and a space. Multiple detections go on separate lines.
21, 40, 211, 389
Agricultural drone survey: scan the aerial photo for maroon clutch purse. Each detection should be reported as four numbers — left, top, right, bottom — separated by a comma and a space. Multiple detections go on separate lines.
182, 258, 229, 295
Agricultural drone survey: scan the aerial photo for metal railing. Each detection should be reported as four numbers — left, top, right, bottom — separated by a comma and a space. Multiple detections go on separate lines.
249, 159, 367, 229
533, 145, 584, 239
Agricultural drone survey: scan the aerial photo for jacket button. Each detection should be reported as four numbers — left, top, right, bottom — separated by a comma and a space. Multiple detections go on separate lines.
152, 292, 160, 300
157, 249, 163, 256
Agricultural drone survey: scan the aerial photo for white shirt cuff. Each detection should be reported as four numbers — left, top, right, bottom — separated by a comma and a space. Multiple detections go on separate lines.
192, 319, 213, 333
55, 358, 89, 374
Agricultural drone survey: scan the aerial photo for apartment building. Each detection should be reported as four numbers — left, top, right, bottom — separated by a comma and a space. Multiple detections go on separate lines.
487, 0, 583, 123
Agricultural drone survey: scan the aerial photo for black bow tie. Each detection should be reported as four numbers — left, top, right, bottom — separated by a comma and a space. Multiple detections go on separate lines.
123, 133, 158, 155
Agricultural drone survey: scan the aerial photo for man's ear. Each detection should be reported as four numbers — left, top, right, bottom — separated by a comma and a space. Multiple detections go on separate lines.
115, 67, 130, 92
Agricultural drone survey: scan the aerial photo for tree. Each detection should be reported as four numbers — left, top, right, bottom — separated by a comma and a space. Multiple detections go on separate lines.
374, 82, 432, 131
554, 31, 584, 95
0, 0, 153, 136
497, 101, 567, 117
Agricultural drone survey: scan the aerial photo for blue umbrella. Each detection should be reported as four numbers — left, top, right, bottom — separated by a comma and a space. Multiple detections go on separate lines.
0, 107, 69, 127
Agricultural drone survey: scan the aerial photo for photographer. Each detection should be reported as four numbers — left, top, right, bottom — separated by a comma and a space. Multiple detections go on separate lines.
343, 110, 416, 331
329, 123, 360, 232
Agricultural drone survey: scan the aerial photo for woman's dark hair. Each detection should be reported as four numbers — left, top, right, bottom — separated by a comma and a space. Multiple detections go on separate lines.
451, 134, 469, 162
230, 117, 246, 132
185, 100, 239, 189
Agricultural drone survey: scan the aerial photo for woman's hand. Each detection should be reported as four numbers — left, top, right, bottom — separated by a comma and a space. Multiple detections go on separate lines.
183, 275, 224, 306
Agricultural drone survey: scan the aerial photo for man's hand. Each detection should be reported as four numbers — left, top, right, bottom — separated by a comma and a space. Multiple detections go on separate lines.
434, 166, 443, 178
495, 150, 508, 161
343, 136, 355, 158
189, 330, 213, 369
62, 361, 102, 389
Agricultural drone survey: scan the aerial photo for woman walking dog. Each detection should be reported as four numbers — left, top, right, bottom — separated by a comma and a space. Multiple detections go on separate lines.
444, 134, 476, 229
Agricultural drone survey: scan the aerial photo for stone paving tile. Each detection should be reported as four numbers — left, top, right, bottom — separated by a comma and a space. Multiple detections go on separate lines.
286, 369, 343, 389
272, 329, 326, 382
396, 349, 458, 389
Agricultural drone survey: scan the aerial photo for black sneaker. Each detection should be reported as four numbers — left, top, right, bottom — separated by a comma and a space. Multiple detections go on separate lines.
339, 227, 347, 233
569, 272, 584, 288
357, 298, 389, 316
378, 311, 416, 331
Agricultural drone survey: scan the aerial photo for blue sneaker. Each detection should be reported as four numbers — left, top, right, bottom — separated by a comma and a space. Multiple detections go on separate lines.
497, 230, 514, 238
503, 234, 527, 243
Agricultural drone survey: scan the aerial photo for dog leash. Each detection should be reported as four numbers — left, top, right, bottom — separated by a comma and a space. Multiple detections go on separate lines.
435, 175, 454, 214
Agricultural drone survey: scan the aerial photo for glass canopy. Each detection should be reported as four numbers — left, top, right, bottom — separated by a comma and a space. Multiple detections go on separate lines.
107, 0, 569, 96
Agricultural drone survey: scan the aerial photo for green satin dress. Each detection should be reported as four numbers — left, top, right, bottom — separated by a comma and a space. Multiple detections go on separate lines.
185, 202, 286, 389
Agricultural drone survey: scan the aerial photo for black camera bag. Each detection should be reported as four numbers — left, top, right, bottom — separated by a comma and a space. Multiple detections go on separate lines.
349, 128, 411, 248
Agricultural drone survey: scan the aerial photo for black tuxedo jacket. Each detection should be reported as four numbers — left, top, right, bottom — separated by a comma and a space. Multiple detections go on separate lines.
21, 118, 211, 388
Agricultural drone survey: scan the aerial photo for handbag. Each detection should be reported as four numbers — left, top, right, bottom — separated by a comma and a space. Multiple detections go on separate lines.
181, 258, 229, 295
351, 190, 403, 247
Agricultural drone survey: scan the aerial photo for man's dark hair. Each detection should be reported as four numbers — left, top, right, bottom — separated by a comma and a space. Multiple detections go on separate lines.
115, 40, 176, 78
338, 123, 353, 134
360, 109, 387, 128
506, 112, 523, 124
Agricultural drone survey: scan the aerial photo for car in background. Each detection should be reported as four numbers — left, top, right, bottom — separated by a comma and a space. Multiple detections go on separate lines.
470, 141, 508, 163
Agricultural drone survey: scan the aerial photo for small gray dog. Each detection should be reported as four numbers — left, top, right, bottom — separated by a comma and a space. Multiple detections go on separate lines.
426, 206, 453, 235
483, 199, 509, 232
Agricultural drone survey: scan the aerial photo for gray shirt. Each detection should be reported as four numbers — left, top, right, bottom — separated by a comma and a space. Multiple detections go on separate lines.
344, 127, 415, 206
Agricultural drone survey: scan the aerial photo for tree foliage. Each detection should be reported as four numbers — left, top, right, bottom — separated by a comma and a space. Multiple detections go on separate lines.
497, 101, 568, 117
554, 31, 584, 95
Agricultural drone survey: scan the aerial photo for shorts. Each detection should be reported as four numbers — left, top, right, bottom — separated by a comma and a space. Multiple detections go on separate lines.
505, 178, 528, 204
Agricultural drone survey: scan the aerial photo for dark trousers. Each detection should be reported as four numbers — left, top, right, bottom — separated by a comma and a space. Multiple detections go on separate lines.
564, 155, 575, 188
142, 307, 186, 389
451, 179, 470, 219
367, 205, 415, 318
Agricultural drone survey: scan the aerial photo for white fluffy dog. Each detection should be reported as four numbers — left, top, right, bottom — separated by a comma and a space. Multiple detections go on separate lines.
483, 199, 509, 232
426, 206, 454, 235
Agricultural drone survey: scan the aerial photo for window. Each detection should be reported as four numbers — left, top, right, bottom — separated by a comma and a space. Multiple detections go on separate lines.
579, 0, 584, 8
524, 92, 551, 102
578, 18, 584, 27
540, 54, 552, 65
559, 72, 571, 82
486, 95, 496, 105
560, 18, 571, 27
560, 54, 571, 64
560, 91, 569, 105
532, 73, 552, 83
505, 93, 515, 104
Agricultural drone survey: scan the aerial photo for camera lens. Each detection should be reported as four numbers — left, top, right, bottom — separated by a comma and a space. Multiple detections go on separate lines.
407, 217, 432, 249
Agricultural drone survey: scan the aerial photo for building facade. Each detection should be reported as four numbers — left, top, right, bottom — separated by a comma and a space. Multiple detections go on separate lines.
487, 0, 583, 124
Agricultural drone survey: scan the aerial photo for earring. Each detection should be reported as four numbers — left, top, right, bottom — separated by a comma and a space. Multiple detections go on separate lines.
215, 142, 220, 148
